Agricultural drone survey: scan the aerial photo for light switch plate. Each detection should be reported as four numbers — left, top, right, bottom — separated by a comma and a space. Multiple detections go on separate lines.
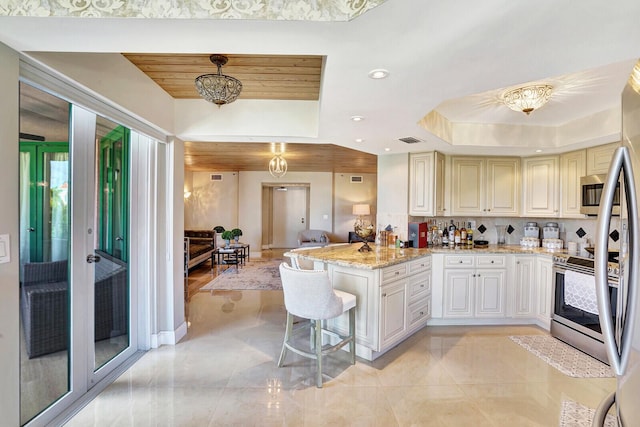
0, 234, 9, 264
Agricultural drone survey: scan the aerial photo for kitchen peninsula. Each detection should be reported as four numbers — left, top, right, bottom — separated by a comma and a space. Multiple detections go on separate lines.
286, 243, 563, 360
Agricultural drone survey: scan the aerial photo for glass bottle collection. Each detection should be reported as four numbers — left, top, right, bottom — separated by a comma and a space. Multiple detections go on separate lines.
430, 220, 474, 248
374, 221, 475, 248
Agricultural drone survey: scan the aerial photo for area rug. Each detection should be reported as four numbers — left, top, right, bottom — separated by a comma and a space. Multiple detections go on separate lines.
509, 335, 613, 378
558, 399, 616, 427
200, 258, 285, 291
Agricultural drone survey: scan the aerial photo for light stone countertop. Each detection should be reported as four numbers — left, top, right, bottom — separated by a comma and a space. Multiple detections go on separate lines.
284, 243, 567, 270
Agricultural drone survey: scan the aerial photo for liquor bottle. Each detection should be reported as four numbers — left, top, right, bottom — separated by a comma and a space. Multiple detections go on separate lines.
454, 223, 461, 246
466, 222, 473, 247
460, 224, 467, 245
448, 220, 456, 244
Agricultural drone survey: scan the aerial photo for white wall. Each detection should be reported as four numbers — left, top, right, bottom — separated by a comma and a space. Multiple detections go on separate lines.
239, 171, 333, 255
184, 171, 239, 231
0, 41, 20, 426
183, 170, 380, 251
377, 153, 409, 239
175, 98, 319, 140
167, 139, 186, 340
27, 52, 175, 135
334, 173, 377, 241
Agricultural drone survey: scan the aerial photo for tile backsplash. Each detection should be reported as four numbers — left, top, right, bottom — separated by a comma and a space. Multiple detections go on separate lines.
406, 215, 622, 249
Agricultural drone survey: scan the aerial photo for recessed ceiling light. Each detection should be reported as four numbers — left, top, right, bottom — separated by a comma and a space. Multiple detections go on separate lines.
351, 115, 365, 122
368, 69, 389, 79
384, 148, 391, 152
355, 138, 364, 143
535, 149, 543, 153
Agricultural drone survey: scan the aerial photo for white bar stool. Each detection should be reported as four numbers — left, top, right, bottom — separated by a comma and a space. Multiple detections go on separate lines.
277, 263, 356, 388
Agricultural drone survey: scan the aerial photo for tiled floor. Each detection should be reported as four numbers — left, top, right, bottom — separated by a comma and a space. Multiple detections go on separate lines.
66, 258, 616, 426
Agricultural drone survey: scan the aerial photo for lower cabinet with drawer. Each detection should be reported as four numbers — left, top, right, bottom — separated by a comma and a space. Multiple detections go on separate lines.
379, 257, 432, 351
442, 255, 506, 319
328, 255, 432, 360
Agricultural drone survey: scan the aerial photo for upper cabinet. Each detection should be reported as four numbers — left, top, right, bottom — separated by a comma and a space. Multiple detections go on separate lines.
409, 151, 446, 216
586, 142, 619, 175
560, 150, 586, 218
522, 156, 559, 217
451, 157, 520, 216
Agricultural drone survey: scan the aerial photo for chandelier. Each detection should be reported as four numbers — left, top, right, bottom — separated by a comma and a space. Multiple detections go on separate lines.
269, 143, 288, 178
502, 84, 553, 115
195, 54, 243, 106
269, 155, 288, 178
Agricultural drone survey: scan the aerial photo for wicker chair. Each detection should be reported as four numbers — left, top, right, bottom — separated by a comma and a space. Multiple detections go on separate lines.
20, 251, 128, 358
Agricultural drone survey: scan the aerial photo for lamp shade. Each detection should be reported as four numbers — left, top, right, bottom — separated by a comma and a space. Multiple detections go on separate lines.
352, 204, 370, 216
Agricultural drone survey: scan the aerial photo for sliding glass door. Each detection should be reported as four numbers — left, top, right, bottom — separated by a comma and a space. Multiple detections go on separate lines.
19, 83, 135, 426
18, 86, 71, 425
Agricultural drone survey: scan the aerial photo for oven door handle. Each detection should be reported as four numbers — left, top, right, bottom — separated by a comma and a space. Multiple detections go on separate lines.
596, 146, 637, 375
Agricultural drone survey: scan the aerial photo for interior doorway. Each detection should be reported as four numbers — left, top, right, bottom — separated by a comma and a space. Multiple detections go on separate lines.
262, 184, 310, 249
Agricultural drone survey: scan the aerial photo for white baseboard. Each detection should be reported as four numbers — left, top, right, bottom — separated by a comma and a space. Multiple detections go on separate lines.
150, 321, 188, 348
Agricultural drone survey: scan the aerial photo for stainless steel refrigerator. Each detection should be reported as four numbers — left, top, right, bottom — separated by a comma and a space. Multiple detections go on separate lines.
593, 59, 640, 426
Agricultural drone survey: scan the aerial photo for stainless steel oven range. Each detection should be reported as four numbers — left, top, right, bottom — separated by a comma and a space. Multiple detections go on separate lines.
551, 254, 621, 363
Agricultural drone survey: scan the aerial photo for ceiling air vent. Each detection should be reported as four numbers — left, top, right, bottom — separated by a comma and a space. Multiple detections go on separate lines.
399, 136, 422, 144
350, 176, 363, 183
210, 174, 223, 181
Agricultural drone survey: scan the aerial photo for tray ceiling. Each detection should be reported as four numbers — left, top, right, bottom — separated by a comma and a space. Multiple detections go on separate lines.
123, 54, 323, 101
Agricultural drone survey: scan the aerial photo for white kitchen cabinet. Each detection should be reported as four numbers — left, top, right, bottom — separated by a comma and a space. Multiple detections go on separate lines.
378, 257, 432, 351
475, 269, 506, 317
451, 157, 519, 216
586, 142, 618, 175
511, 256, 536, 317
435, 151, 446, 216
328, 265, 379, 349
535, 256, 554, 329
444, 269, 474, 317
443, 255, 506, 318
409, 151, 446, 216
560, 150, 586, 218
522, 156, 559, 217
329, 255, 432, 359
380, 280, 407, 348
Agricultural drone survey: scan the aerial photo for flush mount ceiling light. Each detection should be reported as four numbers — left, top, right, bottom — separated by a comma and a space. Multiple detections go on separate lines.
195, 54, 243, 106
502, 84, 553, 115
350, 115, 365, 122
368, 69, 389, 79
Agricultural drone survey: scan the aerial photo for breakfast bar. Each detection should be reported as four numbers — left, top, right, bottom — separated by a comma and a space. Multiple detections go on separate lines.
285, 243, 565, 361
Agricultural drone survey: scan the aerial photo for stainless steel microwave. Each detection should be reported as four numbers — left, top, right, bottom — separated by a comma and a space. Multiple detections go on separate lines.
580, 174, 620, 216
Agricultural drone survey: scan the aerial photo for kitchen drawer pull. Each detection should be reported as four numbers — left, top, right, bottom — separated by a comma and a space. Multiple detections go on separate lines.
395, 271, 400, 275
459, 260, 463, 263
491, 260, 494, 264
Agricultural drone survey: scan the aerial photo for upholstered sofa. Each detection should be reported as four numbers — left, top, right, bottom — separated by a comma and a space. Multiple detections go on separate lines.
184, 229, 216, 270
20, 251, 128, 358
297, 229, 330, 247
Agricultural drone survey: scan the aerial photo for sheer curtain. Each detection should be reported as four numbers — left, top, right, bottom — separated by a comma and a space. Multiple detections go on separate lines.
19, 152, 30, 264
49, 153, 69, 261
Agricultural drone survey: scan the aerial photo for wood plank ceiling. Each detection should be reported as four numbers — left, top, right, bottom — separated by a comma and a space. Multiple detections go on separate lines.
184, 142, 377, 174
124, 54, 376, 174
123, 53, 323, 100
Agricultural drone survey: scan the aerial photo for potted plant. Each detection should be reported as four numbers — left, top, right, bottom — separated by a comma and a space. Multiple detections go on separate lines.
221, 230, 234, 247
231, 228, 243, 243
